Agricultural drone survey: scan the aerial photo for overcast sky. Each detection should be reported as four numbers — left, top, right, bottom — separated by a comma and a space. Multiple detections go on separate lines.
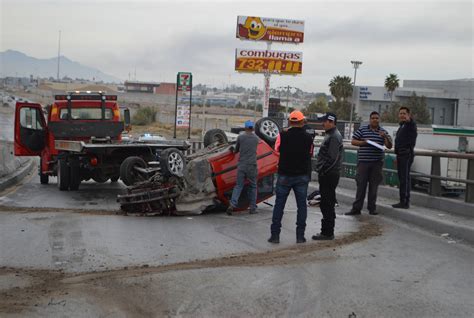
1, 0, 472, 93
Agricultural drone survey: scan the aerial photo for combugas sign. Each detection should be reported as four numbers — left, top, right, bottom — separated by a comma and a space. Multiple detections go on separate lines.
235, 49, 303, 75
236, 16, 304, 43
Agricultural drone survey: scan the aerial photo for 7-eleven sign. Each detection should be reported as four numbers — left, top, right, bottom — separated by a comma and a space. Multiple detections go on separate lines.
177, 72, 192, 91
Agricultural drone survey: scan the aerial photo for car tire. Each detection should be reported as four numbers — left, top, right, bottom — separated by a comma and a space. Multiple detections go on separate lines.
39, 158, 49, 185
57, 158, 70, 191
120, 156, 147, 186
203, 128, 228, 147
159, 148, 186, 177
255, 117, 281, 147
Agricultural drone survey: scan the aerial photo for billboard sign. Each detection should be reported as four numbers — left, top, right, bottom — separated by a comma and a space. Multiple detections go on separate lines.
236, 16, 304, 43
177, 72, 192, 92
235, 49, 303, 75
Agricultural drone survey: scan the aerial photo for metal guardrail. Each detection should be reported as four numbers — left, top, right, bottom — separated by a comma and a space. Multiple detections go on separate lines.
186, 140, 474, 203
342, 144, 474, 203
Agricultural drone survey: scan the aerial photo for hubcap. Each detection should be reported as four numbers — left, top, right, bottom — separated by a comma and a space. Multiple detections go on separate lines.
261, 120, 279, 138
168, 152, 184, 175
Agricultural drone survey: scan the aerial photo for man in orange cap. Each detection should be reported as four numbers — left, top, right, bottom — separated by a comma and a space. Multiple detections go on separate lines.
268, 110, 314, 244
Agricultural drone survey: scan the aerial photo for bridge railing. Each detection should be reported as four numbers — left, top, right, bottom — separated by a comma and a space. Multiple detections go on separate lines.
340, 145, 474, 203
184, 140, 474, 203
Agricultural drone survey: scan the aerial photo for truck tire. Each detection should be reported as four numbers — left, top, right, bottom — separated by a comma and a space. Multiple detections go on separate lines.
255, 117, 281, 147
92, 171, 109, 183
39, 158, 49, 185
159, 148, 186, 177
110, 175, 120, 183
203, 129, 228, 147
69, 160, 81, 191
57, 159, 70, 191
120, 156, 147, 186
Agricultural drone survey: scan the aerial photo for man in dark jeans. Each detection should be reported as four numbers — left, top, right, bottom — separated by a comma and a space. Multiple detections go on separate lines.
345, 111, 393, 216
268, 110, 314, 244
313, 113, 343, 240
393, 106, 417, 209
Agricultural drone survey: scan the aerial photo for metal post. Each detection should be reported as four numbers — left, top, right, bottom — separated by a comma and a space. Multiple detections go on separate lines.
429, 156, 442, 196
262, 42, 272, 118
286, 85, 290, 118
349, 60, 362, 139
466, 158, 474, 203
202, 86, 207, 137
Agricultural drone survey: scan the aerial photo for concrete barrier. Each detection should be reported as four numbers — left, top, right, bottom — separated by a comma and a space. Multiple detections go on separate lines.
0, 140, 34, 191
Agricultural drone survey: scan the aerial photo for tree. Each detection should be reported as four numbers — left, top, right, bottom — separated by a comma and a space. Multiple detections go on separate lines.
384, 73, 400, 105
328, 100, 358, 121
381, 93, 431, 124
329, 75, 353, 102
302, 95, 329, 116
406, 92, 431, 124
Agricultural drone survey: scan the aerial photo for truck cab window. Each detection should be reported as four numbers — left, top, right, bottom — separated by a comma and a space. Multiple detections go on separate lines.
20, 108, 44, 130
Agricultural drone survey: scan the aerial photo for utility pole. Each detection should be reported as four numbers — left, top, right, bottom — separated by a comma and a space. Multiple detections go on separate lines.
349, 60, 362, 139
56, 30, 61, 82
277, 85, 296, 119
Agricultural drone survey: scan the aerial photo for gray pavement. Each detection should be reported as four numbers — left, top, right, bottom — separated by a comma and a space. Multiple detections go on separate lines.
1, 168, 474, 317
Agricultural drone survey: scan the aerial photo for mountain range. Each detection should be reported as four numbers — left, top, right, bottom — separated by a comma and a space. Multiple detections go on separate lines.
0, 50, 121, 83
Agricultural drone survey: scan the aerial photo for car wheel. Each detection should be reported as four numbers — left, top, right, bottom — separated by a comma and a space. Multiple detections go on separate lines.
120, 156, 148, 186
203, 128, 228, 147
255, 117, 281, 146
160, 148, 186, 177
57, 159, 70, 191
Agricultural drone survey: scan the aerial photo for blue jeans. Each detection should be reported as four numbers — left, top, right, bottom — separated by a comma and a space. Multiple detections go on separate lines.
230, 164, 257, 210
270, 174, 310, 238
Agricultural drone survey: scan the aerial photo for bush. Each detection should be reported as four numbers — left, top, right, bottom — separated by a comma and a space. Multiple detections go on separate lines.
132, 106, 157, 125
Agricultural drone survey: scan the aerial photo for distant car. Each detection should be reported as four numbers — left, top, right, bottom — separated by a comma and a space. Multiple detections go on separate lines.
137, 133, 167, 142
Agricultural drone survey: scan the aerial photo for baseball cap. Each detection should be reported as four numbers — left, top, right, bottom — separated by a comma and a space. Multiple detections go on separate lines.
322, 112, 337, 123
289, 110, 305, 122
244, 120, 254, 128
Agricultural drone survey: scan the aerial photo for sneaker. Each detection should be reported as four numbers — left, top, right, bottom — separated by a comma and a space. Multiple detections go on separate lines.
267, 234, 280, 244
312, 233, 335, 241
249, 209, 258, 214
296, 237, 306, 243
392, 202, 409, 209
369, 210, 379, 215
226, 205, 234, 215
344, 210, 361, 216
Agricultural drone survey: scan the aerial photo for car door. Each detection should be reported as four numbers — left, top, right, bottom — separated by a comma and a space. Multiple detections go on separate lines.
14, 102, 47, 156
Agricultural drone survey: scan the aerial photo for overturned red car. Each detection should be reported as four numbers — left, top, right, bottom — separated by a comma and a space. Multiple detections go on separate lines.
117, 118, 281, 215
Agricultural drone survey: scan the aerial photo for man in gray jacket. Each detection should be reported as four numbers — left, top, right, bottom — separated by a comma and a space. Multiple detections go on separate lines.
313, 112, 343, 240
227, 120, 260, 215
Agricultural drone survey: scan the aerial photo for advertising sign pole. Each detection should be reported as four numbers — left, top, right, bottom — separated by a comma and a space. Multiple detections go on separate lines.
262, 42, 271, 118
188, 78, 192, 139
173, 73, 178, 139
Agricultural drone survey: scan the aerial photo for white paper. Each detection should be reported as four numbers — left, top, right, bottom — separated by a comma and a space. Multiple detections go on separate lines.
367, 139, 385, 151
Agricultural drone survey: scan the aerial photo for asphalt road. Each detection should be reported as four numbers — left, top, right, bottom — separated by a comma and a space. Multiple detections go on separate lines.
1, 173, 473, 317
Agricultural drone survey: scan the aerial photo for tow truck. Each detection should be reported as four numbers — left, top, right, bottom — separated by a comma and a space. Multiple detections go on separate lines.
13, 91, 189, 191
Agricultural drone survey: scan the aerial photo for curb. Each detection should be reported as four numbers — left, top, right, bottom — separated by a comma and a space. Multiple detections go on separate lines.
0, 159, 36, 192
308, 180, 474, 245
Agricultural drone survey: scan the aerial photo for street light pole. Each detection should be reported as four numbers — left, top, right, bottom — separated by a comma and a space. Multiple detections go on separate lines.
349, 60, 362, 139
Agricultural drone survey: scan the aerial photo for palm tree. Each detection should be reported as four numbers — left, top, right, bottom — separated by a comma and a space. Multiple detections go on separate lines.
329, 76, 353, 102
384, 73, 400, 105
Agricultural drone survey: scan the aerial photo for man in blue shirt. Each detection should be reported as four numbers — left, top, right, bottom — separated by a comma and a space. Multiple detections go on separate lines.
345, 111, 393, 215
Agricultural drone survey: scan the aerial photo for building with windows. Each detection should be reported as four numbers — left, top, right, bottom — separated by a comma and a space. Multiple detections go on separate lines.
354, 79, 473, 126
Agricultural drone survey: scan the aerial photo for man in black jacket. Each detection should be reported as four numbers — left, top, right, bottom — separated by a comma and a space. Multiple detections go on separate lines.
312, 113, 343, 240
268, 110, 314, 244
393, 106, 418, 209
